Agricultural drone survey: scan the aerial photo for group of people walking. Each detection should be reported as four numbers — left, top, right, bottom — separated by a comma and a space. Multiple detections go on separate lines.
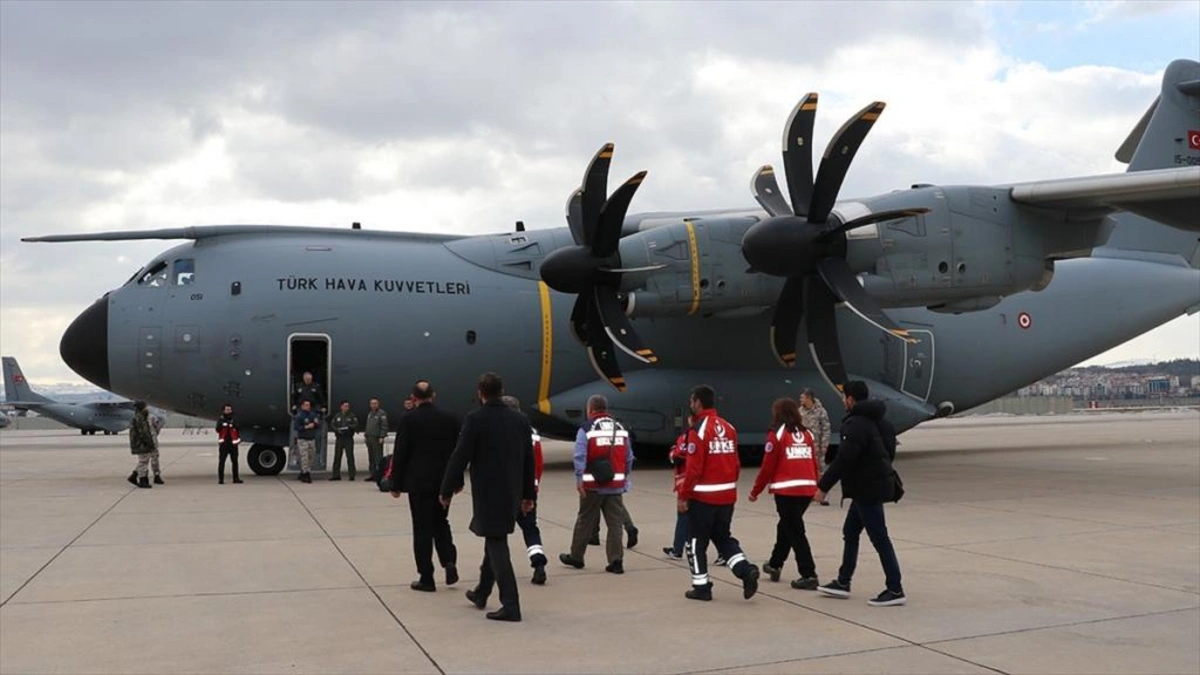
128, 370, 907, 620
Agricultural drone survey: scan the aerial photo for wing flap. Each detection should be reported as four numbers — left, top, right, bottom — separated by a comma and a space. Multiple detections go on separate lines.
1009, 167, 1200, 231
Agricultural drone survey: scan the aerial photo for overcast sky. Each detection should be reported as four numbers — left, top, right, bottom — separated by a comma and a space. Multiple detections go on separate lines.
2, 0, 1198, 385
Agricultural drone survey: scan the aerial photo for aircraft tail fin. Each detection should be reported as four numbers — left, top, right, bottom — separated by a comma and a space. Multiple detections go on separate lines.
2, 357, 52, 404
1118, 59, 1200, 173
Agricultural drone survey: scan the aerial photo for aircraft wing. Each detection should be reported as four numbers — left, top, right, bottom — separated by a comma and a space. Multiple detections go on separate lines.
1007, 166, 1200, 231
86, 401, 137, 410
21, 224, 466, 243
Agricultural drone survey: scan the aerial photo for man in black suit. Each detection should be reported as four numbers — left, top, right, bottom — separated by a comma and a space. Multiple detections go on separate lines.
440, 372, 536, 622
390, 380, 460, 592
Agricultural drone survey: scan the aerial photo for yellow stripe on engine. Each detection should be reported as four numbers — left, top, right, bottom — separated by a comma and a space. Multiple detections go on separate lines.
537, 281, 553, 415
685, 220, 701, 315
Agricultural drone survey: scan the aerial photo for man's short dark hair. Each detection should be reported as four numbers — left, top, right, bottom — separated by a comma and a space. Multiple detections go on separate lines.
412, 380, 434, 400
478, 372, 503, 400
587, 394, 607, 413
690, 385, 715, 410
844, 380, 869, 403
339, 399, 349, 406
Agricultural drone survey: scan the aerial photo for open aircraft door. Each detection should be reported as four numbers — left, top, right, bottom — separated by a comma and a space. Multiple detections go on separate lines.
286, 333, 331, 472
884, 326, 935, 403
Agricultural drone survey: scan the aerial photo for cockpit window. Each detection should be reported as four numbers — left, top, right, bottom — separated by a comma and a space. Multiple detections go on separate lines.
137, 260, 169, 287
173, 259, 195, 286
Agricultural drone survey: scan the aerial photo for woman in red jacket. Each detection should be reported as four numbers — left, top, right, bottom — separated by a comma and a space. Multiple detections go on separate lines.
750, 398, 821, 590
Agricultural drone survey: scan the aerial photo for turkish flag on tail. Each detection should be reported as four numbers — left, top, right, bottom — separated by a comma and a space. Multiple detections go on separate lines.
1189, 130, 1200, 150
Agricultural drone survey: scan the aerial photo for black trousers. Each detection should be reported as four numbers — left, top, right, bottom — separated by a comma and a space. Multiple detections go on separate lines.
685, 500, 751, 587
516, 503, 545, 566
331, 435, 356, 478
409, 492, 457, 581
218, 443, 239, 481
477, 535, 519, 611
768, 494, 816, 578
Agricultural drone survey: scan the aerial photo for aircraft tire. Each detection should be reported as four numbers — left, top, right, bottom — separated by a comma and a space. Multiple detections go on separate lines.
249, 444, 286, 476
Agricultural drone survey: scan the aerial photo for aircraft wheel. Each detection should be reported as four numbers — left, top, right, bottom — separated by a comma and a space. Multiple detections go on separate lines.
248, 444, 286, 476
80, 429, 87, 436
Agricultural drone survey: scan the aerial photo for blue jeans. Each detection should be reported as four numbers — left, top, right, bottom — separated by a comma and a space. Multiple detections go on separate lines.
672, 511, 689, 555
838, 499, 902, 592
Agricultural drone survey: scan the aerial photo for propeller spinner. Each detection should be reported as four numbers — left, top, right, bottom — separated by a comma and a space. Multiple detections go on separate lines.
741, 94, 928, 390
539, 144, 657, 391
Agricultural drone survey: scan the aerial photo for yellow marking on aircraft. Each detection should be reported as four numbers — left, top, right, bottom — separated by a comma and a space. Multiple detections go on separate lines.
686, 221, 701, 315
537, 281, 553, 415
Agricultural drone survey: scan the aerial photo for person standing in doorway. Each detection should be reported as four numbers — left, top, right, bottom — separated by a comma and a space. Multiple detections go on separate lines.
440, 373, 536, 622
328, 400, 359, 481
293, 399, 319, 483
216, 403, 243, 485
364, 397, 389, 484
291, 370, 326, 415
390, 380, 460, 592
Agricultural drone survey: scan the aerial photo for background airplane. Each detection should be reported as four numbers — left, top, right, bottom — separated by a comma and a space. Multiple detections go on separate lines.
23, 59, 1200, 474
2, 356, 135, 435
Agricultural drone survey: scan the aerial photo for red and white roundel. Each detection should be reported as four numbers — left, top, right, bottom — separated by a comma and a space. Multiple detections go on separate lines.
1017, 312, 1032, 330
13, 374, 25, 383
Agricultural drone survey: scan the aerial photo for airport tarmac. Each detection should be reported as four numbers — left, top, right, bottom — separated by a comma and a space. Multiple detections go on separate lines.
1, 411, 1197, 675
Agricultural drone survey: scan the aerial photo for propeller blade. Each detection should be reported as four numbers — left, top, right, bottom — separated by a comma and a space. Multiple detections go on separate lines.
582, 300, 627, 391
769, 275, 805, 367
809, 101, 886, 223
565, 188, 585, 245
781, 93, 817, 217
751, 165, 793, 218
804, 275, 848, 393
581, 143, 614, 246
816, 257, 914, 341
821, 207, 931, 240
593, 170, 646, 258
594, 287, 657, 364
568, 294, 590, 346
597, 264, 669, 274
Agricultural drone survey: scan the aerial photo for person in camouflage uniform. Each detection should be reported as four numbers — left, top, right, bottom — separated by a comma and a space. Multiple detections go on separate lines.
799, 389, 832, 505
328, 400, 359, 481
126, 401, 157, 489
293, 400, 320, 483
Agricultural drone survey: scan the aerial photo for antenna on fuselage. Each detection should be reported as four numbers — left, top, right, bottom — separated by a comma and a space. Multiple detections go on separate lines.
515, 221, 525, 232
352, 222, 361, 230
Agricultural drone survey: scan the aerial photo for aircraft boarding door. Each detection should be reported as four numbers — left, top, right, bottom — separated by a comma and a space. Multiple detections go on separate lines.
899, 329, 935, 402
287, 334, 331, 472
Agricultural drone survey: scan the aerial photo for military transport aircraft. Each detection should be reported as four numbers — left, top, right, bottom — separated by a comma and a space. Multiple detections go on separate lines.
24, 59, 1200, 475
2, 356, 136, 435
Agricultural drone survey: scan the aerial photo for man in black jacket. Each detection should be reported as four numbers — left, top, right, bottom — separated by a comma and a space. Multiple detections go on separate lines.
814, 380, 905, 607
440, 372, 536, 622
391, 380, 460, 591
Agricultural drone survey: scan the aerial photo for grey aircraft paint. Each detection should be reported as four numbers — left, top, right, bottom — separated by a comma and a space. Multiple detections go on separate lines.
25, 59, 1200, 474
2, 356, 135, 435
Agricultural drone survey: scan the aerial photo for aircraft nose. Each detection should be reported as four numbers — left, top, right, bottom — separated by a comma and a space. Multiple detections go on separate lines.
60, 296, 110, 390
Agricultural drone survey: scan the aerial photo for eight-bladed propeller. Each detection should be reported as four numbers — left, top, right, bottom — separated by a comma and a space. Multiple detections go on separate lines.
539, 144, 659, 391
741, 93, 928, 390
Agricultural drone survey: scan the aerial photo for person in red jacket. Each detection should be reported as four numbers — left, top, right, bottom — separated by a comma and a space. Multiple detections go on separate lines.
215, 403, 243, 485
750, 398, 821, 590
661, 416, 693, 560
678, 385, 760, 602
504, 396, 548, 586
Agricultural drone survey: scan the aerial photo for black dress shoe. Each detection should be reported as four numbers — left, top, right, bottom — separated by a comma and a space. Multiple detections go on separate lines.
410, 579, 436, 592
486, 607, 522, 622
445, 565, 459, 586
626, 526, 639, 549
559, 553, 584, 569
233, 478, 244, 484
531, 565, 547, 585
605, 560, 624, 575
465, 589, 487, 609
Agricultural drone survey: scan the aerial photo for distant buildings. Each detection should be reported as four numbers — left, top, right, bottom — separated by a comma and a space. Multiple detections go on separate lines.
1016, 360, 1200, 400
